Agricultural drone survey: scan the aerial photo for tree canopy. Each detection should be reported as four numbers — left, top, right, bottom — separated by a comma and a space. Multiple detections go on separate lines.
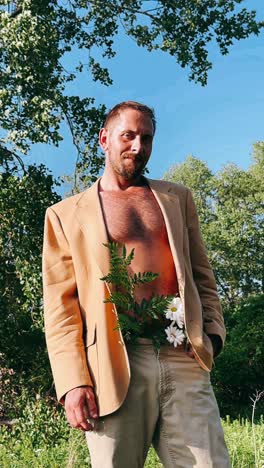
163, 143, 264, 305
164, 145, 264, 416
1, 0, 263, 185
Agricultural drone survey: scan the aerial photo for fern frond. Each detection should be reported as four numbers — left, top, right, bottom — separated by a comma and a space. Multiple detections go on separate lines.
121, 244, 127, 260
143, 294, 173, 319
115, 313, 143, 343
125, 247, 135, 266
131, 271, 159, 286
100, 241, 179, 348
104, 291, 133, 310
102, 242, 132, 290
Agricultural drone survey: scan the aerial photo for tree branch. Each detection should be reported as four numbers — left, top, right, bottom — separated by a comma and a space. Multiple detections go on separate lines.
0, 145, 26, 174
10, 7, 22, 18
63, 111, 82, 191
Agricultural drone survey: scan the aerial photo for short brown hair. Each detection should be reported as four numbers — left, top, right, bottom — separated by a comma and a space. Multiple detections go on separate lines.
103, 101, 156, 134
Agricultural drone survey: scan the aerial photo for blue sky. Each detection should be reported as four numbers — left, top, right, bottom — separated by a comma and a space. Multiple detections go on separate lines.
27, 0, 264, 192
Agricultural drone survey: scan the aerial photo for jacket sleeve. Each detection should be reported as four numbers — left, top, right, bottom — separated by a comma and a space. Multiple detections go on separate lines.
186, 189, 226, 354
42, 207, 93, 403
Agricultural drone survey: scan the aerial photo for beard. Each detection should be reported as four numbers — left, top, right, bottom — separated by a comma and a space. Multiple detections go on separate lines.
109, 151, 147, 180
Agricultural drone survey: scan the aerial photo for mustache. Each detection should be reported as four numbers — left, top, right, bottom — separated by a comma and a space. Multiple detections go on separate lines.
122, 152, 144, 161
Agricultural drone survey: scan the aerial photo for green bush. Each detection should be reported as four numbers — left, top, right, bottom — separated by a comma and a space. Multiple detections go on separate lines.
0, 396, 88, 468
1, 394, 69, 449
212, 295, 264, 418
0, 165, 60, 420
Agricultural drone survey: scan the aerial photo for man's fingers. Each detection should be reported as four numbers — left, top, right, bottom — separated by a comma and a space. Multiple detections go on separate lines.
74, 405, 92, 431
65, 406, 78, 428
67, 404, 94, 432
66, 405, 89, 431
78, 421, 94, 431
186, 344, 196, 359
65, 386, 98, 431
86, 388, 99, 419
82, 403, 90, 420
186, 350, 195, 359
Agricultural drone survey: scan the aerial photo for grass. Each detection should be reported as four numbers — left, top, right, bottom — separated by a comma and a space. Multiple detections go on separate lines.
222, 417, 264, 468
0, 417, 263, 467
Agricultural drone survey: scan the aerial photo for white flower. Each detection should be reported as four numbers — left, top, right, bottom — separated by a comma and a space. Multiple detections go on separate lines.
165, 324, 185, 347
165, 297, 184, 328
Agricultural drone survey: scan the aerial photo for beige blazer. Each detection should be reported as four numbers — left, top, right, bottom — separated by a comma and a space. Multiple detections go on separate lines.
42, 178, 225, 416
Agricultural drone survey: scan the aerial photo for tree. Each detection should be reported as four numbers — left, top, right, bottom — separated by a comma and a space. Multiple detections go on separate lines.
250, 141, 264, 191
0, 164, 61, 418
164, 152, 264, 417
0, 1, 263, 186
163, 151, 264, 305
211, 294, 264, 418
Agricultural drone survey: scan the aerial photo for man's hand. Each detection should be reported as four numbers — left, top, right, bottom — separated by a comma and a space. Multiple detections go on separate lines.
186, 335, 222, 360
186, 344, 196, 359
208, 334, 222, 357
65, 386, 98, 431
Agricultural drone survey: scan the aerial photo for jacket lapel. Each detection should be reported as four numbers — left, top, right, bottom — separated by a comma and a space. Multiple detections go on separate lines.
75, 179, 111, 282
147, 178, 185, 288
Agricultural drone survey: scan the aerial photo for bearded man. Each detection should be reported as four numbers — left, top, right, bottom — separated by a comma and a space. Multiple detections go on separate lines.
43, 101, 230, 467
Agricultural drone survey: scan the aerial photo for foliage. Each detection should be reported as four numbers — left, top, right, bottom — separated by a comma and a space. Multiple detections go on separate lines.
0, 163, 61, 419
163, 150, 264, 305
212, 295, 264, 419
0, 393, 69, 448
250, 141, 264, 192
164, 150, 264, 418
1, 405, 264, 468
101, 242, 173, 347
0, 354, 17, 420
223, 416, 264, 468
0, 395, 83, 467
0, 1, 263, 187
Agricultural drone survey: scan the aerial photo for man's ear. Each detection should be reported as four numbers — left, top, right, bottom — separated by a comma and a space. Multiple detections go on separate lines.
99, 128, 108, 152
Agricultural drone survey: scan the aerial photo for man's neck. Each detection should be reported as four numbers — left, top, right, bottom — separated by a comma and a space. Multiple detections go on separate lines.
99, 173, 147, 192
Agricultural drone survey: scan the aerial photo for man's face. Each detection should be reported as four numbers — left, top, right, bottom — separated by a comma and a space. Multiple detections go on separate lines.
100, 109, 154, 180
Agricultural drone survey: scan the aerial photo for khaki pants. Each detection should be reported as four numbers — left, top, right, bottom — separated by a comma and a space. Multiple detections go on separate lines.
86, 339, 230, 468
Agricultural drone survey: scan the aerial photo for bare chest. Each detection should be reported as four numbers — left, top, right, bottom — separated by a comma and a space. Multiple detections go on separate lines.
99, 188, 167, 243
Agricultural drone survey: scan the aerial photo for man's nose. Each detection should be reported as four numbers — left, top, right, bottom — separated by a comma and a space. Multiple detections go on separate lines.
131, 136, 143, 153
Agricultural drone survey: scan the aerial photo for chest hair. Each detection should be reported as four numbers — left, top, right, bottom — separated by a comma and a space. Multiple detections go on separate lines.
99, 187, 167, 244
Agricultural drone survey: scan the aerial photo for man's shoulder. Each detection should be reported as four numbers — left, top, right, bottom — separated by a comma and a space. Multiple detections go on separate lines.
47, 191, 84, 216
147, 178, 190, 197
46, 180, 99, 218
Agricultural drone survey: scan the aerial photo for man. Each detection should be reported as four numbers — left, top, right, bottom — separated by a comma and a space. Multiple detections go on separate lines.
43, 101, 230, 467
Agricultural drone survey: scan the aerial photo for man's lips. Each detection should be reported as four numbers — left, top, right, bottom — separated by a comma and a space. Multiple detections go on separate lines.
122, 153, 143, 162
